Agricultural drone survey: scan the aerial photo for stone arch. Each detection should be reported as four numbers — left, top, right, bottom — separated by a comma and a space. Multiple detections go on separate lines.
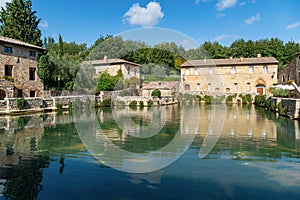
255, 78, 267, 86
0, 89, 6, 100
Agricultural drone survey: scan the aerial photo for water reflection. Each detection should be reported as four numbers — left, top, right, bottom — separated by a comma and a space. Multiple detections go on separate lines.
0, 105, 299, 199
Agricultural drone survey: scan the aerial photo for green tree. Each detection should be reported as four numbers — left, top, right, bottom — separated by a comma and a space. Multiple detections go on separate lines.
0, 0, 42, 46
58, 34, 64, 58
37, 54, 55, 89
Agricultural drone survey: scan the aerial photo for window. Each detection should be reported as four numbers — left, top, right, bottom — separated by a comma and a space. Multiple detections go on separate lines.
209, 67, 213, 75
263, 66, 268, 73
185, 68, 189, 75
128, 67, 130, 75
134, 68, 137, 76
17, 89, 23, 98
29, 67, 36, 80
282, 75, 285, 82
29, 50, 36, 57
4, 46, 12, 53
231, 67, 236, 74
208, 83, 211, 92
30, 91, 35, 97
249, 66, 254, 73
247, 83, 251, 92
184, 84, 190, 91
234, 83, 238, 91
195, 67, 199, 75
5, 65, 13, 77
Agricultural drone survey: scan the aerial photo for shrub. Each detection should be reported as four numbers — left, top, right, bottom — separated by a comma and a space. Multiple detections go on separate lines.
147, 99, 153, 107
278, 102, 288, 116
265, 97, 271, 109
56, 103, 63, 113
129, 100, 137, 108
270, 102, 276, 111
269, 87, 289, 97
254, 95, 266, 107
226, 95, 233, 104
245, 94, 252, 104
139, 101, 144, 108
68, 102, 73, 111
204, 95, 211, 104
17, 97, 26, 110
99, 98, 111, 107
151, 89, 161, 98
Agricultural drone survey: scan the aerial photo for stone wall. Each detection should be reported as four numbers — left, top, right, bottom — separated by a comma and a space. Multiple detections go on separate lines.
0, 95, 96, 114
271, 97, 300, 119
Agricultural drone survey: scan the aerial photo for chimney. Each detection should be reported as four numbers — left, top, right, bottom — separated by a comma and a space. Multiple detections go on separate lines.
230, 56, 233, 59
104, 55, 108, 62
240, 57, 244, 62
257, 54, 262, 58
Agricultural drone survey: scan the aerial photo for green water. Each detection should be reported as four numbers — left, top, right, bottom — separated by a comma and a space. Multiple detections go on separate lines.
0, 105, 300, 200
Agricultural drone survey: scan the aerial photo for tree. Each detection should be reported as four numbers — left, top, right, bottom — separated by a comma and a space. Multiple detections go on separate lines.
58, 34, 64, 58
37, 54, 55, 89
0, 0, 42, 46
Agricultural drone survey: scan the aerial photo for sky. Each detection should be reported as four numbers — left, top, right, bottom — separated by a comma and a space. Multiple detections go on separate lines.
1, 0, 299, 48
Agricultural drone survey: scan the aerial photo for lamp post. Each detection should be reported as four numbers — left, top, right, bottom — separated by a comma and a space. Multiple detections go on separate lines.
57, 76, 61, 96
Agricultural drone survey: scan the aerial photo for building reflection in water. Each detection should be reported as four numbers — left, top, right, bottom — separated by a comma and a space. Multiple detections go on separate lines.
0, 105, 300, 198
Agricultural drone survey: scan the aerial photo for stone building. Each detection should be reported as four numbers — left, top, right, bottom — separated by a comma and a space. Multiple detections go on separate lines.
180, 54, 278, 95
85, 56, 141, 88
142, 81, 179, 98
0, 36, 45, 99
278, 52, 300, 85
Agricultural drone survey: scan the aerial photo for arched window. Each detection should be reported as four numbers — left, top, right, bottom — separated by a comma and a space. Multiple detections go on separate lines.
185, 84, 190, 91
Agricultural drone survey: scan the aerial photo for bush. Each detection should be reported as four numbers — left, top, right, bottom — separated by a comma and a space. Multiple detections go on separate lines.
265, 97, 271, 109
245, 94, 252, 104
99, 98, 111, 107
226, 95, 233, 104
139, 101, 144, 108
68, 102, 73, 111
147, 100, 153, 107
278, 102, 288, 116
17, 97, 26, 110
56, 103, 63, 113
204, 95, 211, 104
254, 95, 266, 107
129, 100, 137, 108
270, 102, 276, 111
269, 87, 289, 97
151, 89, 161, 98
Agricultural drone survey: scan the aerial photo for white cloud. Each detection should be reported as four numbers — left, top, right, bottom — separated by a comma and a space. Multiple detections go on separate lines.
195, 0, 211, 4
123, 2, 164, 27
214, 34, 233, 41
286, 22, 300, 30
0, 0, 11, 9
239, 1, 246, 6
244, 13, 260, 26
215, 0, 237, 11
39, 20, 49, 29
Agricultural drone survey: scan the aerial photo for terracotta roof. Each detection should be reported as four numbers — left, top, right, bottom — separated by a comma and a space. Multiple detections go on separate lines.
181, 57, 278, 67
85, 58, 141, 67
143, 81, 179, 90
0, 36, 46, 51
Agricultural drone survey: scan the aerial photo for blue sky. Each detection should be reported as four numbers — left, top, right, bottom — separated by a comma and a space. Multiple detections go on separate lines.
2, 0, 299, 48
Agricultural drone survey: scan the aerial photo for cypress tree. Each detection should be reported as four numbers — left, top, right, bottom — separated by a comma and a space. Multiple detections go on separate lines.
0, 0, 42, 46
